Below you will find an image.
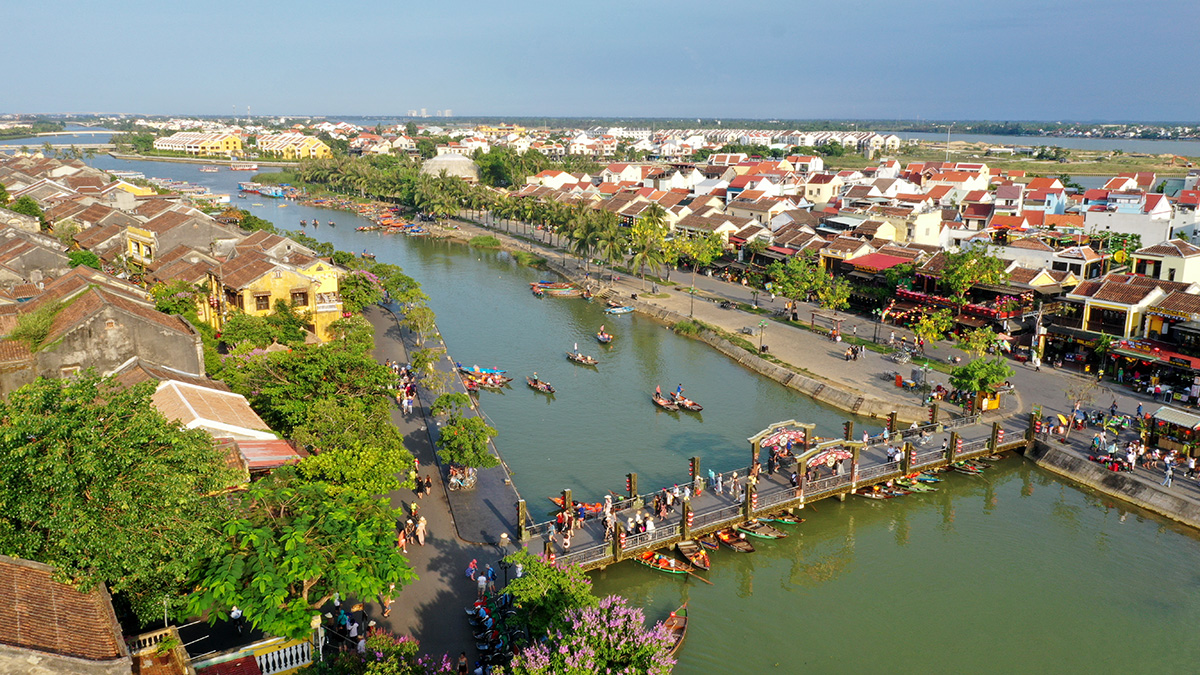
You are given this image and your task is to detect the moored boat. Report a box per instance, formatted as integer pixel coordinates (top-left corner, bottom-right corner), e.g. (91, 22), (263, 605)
(229, 162), (258, 171)
(651, 392), (679, 411)
(697, 535), (720, 551)
(737, 520), (788, 540)
(456, 363), (507, 375)
(566, 351), (598, 366)
(199, 165), (220, 173)
(596, 331), (614, 344)
(664, 604), (688, 658)
(760, 512), (804, 526)
(636, 550), (693, 575)
(716, 528), (755, 552)
(676, 540), (710, 570)
(549, 496), (603, 513)
(604, 305), (634, 315)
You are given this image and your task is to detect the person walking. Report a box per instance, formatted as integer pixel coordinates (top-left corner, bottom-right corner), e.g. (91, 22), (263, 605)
(1186, 455), (1196, 479)
(1162, 462), (1174, 488)
(477, 572), (488, 600)
(397, 526), (408, 554)
(423, 475), (433, 497)
(380, 582), (396, 618)
(415, 516), (427, 546)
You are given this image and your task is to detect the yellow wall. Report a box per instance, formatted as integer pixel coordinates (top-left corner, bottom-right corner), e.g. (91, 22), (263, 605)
(127, 227), (156, 264)
(212, 265), (342, 342)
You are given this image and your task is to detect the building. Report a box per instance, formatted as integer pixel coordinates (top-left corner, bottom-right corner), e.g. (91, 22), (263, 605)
(209, 248), (344, 341)
(1131, 239), (1200, 284)
(153, 131), (243, 157)
(255, 133), (332, 160)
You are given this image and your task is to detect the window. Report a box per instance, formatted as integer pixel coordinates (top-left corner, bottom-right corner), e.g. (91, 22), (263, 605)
(291, 291), (309, 306)
(255, 294), (270, 311)
(1169, 268), (1177, 282)
(60, 366), (81, 377)
(273, 270), (283, 279)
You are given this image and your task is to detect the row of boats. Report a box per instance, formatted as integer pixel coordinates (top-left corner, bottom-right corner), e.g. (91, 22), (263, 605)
(853, 457), (999, 499)
(635, 512), (804, 578)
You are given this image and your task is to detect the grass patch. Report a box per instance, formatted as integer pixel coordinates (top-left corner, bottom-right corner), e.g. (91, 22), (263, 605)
(468, 235), (502, 248)
(672, 319), (704, 336)
(641, 292), (670, 299)
(512, 251), (546, 267)
(8, 299), (69, 351)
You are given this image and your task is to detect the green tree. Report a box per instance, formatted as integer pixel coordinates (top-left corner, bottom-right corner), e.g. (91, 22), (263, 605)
(405, 122), (418, 137)
(767, 251), (822, 310)
(0, 182), (9, 203)
(402, 304), (437, 344)
(67, 249), (102, 270)
(339, 269), (385, 313)
(0, 375), (236, 622)
(911, 308), (954, 346)
(502, 549), (597, 637)
(150, 280), (204, 322)
(939, 247), (1009, 314)
(816, 274), (852, 313)
(955, 326), (998, 357)
(949, 357), (1014, 393)
(434, 393), (498, 469)
(293, 398), (415, 495)
(53, 217), (81, 247)
(629, 204), (668, 289)
(325, 314), (376, 354)
(883, 262), (915, 290)
(186, 468), (416, 640)
(220, 312), (277, 348)
(265, 300), (309, 345)
(8, 195), (43, 225)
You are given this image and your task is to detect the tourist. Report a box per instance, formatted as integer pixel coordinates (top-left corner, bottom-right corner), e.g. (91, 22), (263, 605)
(415, 517), (427, 546)
(862, 430), (869, 445)
(397, 527), (408, 554)
(1110, 400), (1119, 419)
(562, 529), (572, 551)
(789, 471), (799, 488)
(485, 565), (497, 594)
(477, 573), (488, 600)
(1162, 462), (1174, 488)
(424, 475), (433, 497)
(380, 582), (396, 617)
(465, 559), (478, 580)
(646, 516), (656, 533)
(458, 653), (469, 675)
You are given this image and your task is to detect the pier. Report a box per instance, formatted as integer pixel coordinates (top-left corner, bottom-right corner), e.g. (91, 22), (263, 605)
(518, 411), (1031, 570)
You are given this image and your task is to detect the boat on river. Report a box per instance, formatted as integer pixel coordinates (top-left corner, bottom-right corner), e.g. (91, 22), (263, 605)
(597, 331), (614, 344)
(760, 512), (804, 526)
(199, 165), (220, 173)
(716, 528), (755, 552)
(605, 305), (634, 315)
(527, 376), (555, 395)
(229, 162), (258, 171)
(664, 604), (688, 658)
(697, 535), (720, 551)
(457, 363), (506, 375)
(737, 520), (788, 540)
(676, 540), (710, 570)
(636, 550), (693, 575)
(651, 392), (679, 411)
(531, 281), (582, 297)
(549, 496), (603, 513)
(463, 373), (509, 390)
(361, 251), (376, 260)
(669, 391), (703, 412)
(566, 351), (598, 366)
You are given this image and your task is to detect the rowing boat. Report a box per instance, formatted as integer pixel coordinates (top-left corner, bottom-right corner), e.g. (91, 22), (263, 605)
(697, 535), (720, 551)
(675, 540), (710, 570)
(456, 363), (507, 375)
(604, 306), (634, 315)
(669, 391), (703, 412)
(526, 376), (555, 394)
(651, 393), (679, 411)
(664, 603), (688, 658)
(716, 528), (755, 552)
(596, 332), (613, 344)
(549, 497), (603, 513)
(736, 520), (788, 540)
(636, 550), (693, 575)
(566, 351), (598, 366)
(855, 487), (895, 499)
(760, 513), (804, 526)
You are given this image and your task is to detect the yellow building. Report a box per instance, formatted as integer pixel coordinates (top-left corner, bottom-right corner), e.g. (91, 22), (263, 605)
(153, 131), (244, 157)
(210, 249), (345, 341)
(255, 133), (332, 159)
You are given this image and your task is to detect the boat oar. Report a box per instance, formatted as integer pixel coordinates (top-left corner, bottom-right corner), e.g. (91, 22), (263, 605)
(686, 569), (714, 585)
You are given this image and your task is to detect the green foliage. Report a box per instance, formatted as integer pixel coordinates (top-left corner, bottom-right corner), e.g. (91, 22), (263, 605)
(437, 415), (499, 469)
(512, 251), (545, 267)
(409, 346), (443, 374)
(150, 279), (203, 323)
(325, 314), (376, 354)
(8, 195), (43, 223)
(299, 631), (435, 674)
(112, 131), (157, 153)
(939, 247), (1009, 307)
(911, 308), (954, 345)
(767, 251), (822, 303)
(370, 262), (428, 305)
(1034, 146), (1070, 161)
(502, 550), (597, 637)
(7, 299), (67, 351)
(955, 326), (998, 357)
(53, 217), (80, 246)
(186, 468), (416, 640)
(0, 375), (236, 623)
(340, 269), (385, 313)
(220, 312), (278, 349)
(884, 263), (915, 290)
(430, 392), (469, 418)
(0, 182), (8, 203)
(402, 304), (437, 343)
(265, 300), (310, 345)
(294, 398), (415, 495)
(815, 140), (847, 157)
(949, 357), (1014, 393)
(239, 210), (277, 233)
(672, 319), (703, 336)
(815, 275), (852, 312)
(469, 234), (502, 248)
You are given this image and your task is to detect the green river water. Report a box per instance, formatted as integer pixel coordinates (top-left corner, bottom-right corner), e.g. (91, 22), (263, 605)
(91, 157), (1200, 673)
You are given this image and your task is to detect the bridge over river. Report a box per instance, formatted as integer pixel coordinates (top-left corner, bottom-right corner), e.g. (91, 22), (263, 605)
(517, 410), (1032, 570)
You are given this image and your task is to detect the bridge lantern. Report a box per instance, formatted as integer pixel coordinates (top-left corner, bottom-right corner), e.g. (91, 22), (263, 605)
(997, 429), (1005, 443)
(686, 510), (694, 528)
(689, 457), (700, 482)
(955, 437), (963, 453)
(618, 529), (627, 549)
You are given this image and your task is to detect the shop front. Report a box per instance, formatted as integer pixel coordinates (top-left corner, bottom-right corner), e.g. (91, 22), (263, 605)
(1111, 339), (1200, 405)
(1149, 406), (1200, 455)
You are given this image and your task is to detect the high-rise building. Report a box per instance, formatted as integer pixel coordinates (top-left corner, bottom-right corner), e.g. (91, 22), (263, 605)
(407, 110), (417, 117)
(444, 109), (452, 117)
(420, 108), (427, 117)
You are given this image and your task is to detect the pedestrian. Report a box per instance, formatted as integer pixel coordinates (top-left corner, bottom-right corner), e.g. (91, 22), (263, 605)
(1110, 400), (1118, 420)
(562, 529), (572, 551)
(230, 606), (244, 634)
(477, 572), (488, 599)
(485, 565), (497, 594)
(424, 475), (433, 497)
(458, 652), (470, 675)
(853, 325), (858, 338)
(381, 582), (396, 617)
(862, 430), (869, 445)
(415, 516), (427, 546)
(357, 636), (367, 655)
(397, 527), (408, 553)
(465, 558), (477, 580)
(1187, 455), (1196, 479)
(1162, 462), (1174, 488)
(889, 330), (896, 346)
(1137, 403), (1143, 418)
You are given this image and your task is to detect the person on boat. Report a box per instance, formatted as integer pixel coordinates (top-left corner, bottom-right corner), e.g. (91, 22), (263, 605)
(573, 342), (579, 355)
(676, 383), (684, 396)
(532, 372), (539, 384)
(655, 385), (662, 397)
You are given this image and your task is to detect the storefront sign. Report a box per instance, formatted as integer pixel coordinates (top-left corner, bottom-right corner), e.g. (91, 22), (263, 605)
(1148, 307), (1192, 320)
(1169, 356), (1192, 367)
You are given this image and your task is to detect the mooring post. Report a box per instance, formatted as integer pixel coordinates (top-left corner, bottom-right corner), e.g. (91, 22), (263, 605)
(990, 422), (1001, 451)
(680, 500), (692, 540)
(901, 441), (914, 474)
(517, 499), (529, 542)
(561, 489), (572, 516)
(850, 443), (861, 488)
(947, 431), (960, 462)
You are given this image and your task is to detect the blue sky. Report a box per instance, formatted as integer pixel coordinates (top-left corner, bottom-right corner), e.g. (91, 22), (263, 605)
(6, 0), (1199, 121)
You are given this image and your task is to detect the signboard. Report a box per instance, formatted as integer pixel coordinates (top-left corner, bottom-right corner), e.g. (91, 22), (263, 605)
(1169, 356), (1192, 367)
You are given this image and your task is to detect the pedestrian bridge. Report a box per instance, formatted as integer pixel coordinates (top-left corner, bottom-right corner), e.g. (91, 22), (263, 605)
(519, 412), (1030, 571)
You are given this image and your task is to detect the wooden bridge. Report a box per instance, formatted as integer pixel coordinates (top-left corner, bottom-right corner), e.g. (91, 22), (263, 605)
(518, 411), (1030, 571)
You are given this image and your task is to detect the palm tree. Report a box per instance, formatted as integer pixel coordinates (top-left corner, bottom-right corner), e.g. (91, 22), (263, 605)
(595, 213), (627, 275)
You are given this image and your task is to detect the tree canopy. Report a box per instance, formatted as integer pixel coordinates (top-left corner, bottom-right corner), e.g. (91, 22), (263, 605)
(293, 398), (415, 495)
(8, 195), (43, 224)
(0, 375), (236, 622)
(767, 251), (822, 303)
(502, 550), (597, 637)
(950, 357), (1014, 393)
(939, 247), (1009, 309)
(186, 468), (416, 640)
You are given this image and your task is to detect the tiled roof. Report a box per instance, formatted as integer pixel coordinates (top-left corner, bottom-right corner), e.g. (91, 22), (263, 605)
(1135, 239), (1200, 258)
(140, 210), (194, 235)
(196, 655), (263, 675)
(0, 555), (127, 661)
(219, 250), (279, 290)
(74, 223), (123, 250)
(224, 439), (303, 471)
(1151, 291), (1200, 316)
(1009, 237), (1054, 251)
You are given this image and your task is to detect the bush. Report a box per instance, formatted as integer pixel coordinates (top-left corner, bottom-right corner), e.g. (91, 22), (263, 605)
(672, 319), (703, 336)
(512, 251), (545, 267)
(469, 234), (501, 248)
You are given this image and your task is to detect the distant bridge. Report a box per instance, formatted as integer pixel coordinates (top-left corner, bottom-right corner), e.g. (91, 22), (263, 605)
(0, 143), (114, 151)
(25, 130), (115, 137)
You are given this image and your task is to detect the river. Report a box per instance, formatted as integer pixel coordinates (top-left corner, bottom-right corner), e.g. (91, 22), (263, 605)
(87, 156), (1200, 673)
(0, 123), (114, 147)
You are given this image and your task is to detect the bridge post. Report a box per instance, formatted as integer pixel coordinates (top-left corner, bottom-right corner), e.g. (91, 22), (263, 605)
(613, 522), (627, 563)
(901, 442), (914, 474)
(561, 489), (572, 516)
(517, 500), (529, 542)
(947, 431), (959, 462)
(843, 420), (854, 441)
(743, 484), (756, 520)
(928, 403), (940, 425)
(990, 422), (1001, 451)
(626, 472), (638, 499)
(795, 457), (805, 507)
(887, 411), (898, 435)
(850, 444), (861, 489)
(680, 500), (692, 540)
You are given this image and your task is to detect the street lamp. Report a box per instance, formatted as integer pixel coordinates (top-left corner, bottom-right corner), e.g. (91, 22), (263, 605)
(496, 533), (513, 586)
(751, 289), (759, 308)
(873, 308), (883, 343)
(759, 319), (768, 352)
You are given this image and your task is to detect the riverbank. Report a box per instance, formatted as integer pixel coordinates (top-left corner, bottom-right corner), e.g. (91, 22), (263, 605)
(1026, 439), (1200, 530)
(107, 152), (299, 168)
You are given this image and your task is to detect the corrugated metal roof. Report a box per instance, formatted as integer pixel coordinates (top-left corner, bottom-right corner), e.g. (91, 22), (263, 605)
(1152, 406), (1200, 429)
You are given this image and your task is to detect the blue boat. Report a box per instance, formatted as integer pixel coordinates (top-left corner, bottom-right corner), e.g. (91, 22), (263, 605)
(456, 362), (506, 375)
(604, 306), (634, 315)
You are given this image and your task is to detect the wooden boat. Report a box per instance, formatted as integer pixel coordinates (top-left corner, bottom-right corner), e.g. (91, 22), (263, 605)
(361, 251), (376, 260)
(566, 351), (598, 366)
(895, 479), (935, 492)
(532, 281), (574, 290)
(299, 219), (308, 226)
(457, 363), (507, 375)
(328, 221), (335, 226)
(651, 393), (679, 411)
(549, 496), (603, 513)
(855, 487), (895, 499)
(532, 286), (545, 297)
(526, 376), (555, 394)
(697, 535), (720, 551)
(676, 540), (711, 570)
(462, 373), (510, 389)
(636, 550), (693, 575)
(715, 528), (755, 552)
(664, 604), (688, 658)
(736, 520), (788, 540)
(760, 513), (804, 526)
(596, 332), (614, 344)
(669, 391), (703, 412)
(604, 305), (634, 315)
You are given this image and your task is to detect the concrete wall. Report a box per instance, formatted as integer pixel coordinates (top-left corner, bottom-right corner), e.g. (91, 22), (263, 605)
(1026, 439), (1200, 530)
(35, 304), (204, 382)
(0, 645), (130, 675)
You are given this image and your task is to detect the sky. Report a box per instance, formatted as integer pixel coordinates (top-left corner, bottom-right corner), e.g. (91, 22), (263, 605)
(5, 0), (1199, 122)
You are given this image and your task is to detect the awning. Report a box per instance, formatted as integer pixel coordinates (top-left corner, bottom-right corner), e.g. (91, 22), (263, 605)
(1153, 406), (1200, 430)
(847, 271), (876, 281)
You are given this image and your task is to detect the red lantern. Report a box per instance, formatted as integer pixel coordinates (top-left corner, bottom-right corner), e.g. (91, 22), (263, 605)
(686, 510), (694, 528)
(618, 530), (627, 549)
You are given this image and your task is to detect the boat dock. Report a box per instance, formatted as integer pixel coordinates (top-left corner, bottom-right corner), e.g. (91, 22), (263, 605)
(518, 412), (1032, 570)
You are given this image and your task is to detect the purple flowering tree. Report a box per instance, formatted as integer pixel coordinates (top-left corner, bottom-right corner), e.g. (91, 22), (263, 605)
(506, 595), (675, 675)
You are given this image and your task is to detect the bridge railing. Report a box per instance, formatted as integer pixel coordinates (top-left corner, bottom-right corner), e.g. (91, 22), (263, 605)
(857, 460), (901, 482)
(560, 543), (610, 568)
(694, 503), (741, 528)
(956, 438), (991, 456)
(806, 472), (852, 498)
(625, 524), (681, 550)
(758, 486), (796, 509)
(912, 449), (944, 467)
(943, 413), (983, 431)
